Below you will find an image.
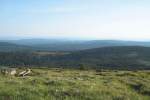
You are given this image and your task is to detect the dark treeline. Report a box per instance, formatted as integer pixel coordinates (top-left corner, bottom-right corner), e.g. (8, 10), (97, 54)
(0, 46), (150, 70)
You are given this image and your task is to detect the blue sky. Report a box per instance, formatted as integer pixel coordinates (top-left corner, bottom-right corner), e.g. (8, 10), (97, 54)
(0, 0), (150, 40)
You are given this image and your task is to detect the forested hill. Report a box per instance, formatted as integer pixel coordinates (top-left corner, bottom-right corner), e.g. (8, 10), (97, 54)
(11, 40), (150, 51)
(2, 39), (150, 51)
(0, 42), (34, 52)
(65, 46), (150, 69)
(0, 46), (150, 70)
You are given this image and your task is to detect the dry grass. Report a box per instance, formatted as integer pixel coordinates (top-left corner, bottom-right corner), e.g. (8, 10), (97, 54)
(0, 68), (149, 100)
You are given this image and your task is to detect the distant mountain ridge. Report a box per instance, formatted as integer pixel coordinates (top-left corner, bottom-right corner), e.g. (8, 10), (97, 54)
(1, 39), (150, 51)
(0, 42), (34, 52)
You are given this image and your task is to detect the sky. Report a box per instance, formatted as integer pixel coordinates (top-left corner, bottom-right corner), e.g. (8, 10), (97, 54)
(0, 0), (150, 40)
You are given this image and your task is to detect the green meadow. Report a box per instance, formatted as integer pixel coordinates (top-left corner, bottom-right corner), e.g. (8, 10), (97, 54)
(0, 68), (150, 100)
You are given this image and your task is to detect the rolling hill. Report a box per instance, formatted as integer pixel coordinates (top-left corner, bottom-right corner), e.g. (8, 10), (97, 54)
(63, 46), (150, 69)
(0, 42), (34, 52)
(0, 46), (150, 70)
(5, 39), (150, 51)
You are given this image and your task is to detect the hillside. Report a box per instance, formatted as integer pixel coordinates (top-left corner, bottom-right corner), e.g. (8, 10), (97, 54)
(4, 39), (150, 51)
(0, 46), (150, 69)
(0, 42), (34, 52)
(65, 46), (150, 69)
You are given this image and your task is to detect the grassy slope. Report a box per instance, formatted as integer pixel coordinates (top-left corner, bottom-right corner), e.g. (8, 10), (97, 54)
(0, 68), (150, 100)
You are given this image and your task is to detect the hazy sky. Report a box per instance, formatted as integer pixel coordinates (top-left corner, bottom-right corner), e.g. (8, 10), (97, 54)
(0, 0), (150, 40)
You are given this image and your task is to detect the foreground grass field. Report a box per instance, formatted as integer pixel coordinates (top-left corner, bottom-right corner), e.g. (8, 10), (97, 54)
(0, 68), (150, 100)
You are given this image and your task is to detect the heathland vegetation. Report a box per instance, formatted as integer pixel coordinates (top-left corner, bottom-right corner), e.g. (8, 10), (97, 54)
(0, 68), (150, 100)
